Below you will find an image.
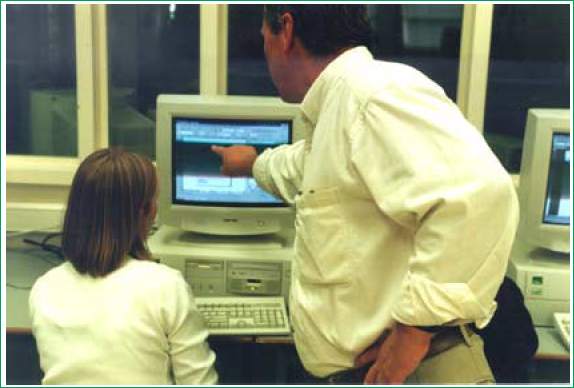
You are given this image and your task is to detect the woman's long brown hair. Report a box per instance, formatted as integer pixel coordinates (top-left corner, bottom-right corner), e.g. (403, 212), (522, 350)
(62, 148), (157, 277)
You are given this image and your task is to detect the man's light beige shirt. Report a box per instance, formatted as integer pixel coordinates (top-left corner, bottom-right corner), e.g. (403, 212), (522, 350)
(254, 47), (519, 377)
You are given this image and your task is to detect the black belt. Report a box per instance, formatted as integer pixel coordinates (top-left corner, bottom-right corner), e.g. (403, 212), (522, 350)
(425, 324), (469, 359)
(307, 363), (371, 385)
(311, 325), (471, 385)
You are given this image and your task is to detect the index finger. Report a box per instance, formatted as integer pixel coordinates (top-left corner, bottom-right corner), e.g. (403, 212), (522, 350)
(363, 363), (380, 385)
(211, 145), (225, 157)
(355, 344), (380, 368)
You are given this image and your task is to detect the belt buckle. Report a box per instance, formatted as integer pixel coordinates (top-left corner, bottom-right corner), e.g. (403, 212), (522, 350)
(325, 366), (364, 384)
(326, 375), (339, 384)
(327, 369), (349, 384)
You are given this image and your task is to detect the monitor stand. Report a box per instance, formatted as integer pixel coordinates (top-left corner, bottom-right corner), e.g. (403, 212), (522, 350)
(150, 224), (294, 251)
(177, 230), (290, 250)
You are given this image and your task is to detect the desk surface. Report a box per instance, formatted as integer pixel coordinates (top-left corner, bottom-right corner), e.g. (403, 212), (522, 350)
(6, 234), (61, 331)
(5, 233), (570, 360)
(535, 327), (570, 361)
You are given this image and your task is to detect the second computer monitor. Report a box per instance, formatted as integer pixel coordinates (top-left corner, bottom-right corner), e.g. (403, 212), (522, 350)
(518, 108), (571, 253)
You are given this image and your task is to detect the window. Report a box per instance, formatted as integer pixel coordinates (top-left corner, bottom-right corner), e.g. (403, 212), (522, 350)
(8, 4), (570, 223)
(369, 5), (463, 100)
(6, 4), (77, 157)
(107, 4), (200, 159)
(227, 5), (277, 96)
(484, 4), (570, 172)
(228, 5), (464, 99)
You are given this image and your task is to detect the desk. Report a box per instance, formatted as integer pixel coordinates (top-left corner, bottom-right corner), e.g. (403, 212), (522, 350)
(535, 327), (569, 361)
(5, 233), (570, 384)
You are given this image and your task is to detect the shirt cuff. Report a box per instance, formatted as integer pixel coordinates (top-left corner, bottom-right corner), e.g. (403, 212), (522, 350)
(391, 271), (496, 329)
(252, 149), (275, 194)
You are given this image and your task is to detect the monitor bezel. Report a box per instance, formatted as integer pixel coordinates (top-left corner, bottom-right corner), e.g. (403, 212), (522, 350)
(156, 95), (301, 235)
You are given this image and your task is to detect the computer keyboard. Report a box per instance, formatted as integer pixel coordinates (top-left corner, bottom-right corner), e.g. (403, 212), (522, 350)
(195, 296), (291, 336)
(553, 312), (570, 349)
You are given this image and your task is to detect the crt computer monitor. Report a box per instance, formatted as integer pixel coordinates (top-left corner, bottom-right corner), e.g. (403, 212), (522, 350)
(518, 108), (571, 253)
(156, 95), (301, 236)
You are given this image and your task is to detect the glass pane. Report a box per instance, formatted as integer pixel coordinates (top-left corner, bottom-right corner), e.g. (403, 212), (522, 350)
(484, 5), (570, 172)
(107, 4), (200, 159)
(228, 5), (462, 99)
(228, 5), (276, 96)
(6, 4), (77, 156)
(369, 5), (463, 100)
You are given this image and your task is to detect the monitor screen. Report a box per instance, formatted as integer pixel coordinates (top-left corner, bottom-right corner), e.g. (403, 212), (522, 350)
(543, 133), (570, 225)
(172, 118), (291, 207)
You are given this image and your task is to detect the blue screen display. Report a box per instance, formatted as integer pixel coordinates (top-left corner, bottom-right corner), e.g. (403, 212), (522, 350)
(172, 118), (291, 206)
(543, 133), (570, 225)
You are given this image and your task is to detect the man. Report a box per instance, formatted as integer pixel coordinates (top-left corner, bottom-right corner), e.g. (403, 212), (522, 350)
(212, 5), (519, 384)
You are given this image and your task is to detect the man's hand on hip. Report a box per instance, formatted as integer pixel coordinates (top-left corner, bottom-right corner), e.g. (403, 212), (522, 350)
(211, 145), (258, 177)
(355, 323), (433, 384)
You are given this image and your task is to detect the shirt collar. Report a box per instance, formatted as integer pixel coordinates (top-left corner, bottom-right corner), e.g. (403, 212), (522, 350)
(300, 46), (373, 126)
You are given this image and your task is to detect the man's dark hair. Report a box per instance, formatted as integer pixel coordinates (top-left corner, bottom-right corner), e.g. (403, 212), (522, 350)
(263, 5), (373, 57)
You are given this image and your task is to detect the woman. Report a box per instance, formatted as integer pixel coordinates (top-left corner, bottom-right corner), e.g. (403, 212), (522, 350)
(29, 148), (218, 385)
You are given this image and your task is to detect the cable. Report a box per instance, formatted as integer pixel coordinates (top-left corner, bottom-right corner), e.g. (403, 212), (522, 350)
(6, 283), (33, 290)
(6, 231), (64, 291)
(22, 232), (64, 260)
(7, 239), (64, 290)
(42, 232), (60, 244)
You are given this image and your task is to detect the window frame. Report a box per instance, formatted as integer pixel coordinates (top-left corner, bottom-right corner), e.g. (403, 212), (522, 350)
(6, 3), (494, 228)
(6, 5), (106, 187)
(456, 4), (493, 133)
